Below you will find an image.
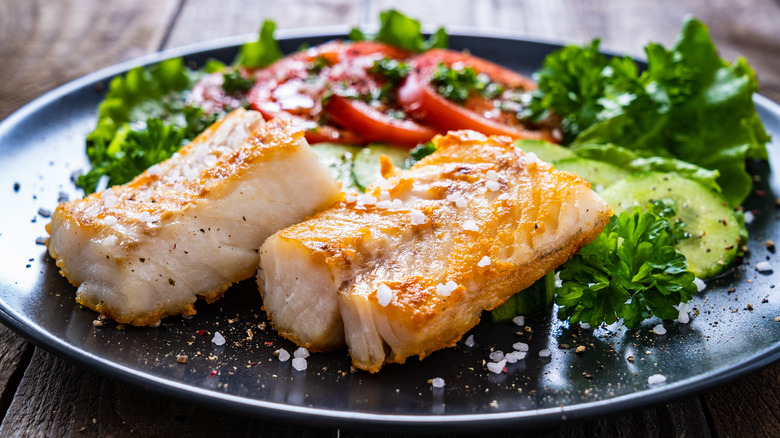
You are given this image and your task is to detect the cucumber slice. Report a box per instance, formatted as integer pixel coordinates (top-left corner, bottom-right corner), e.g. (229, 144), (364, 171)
(514, 139), (575, 162)
(491, 271), (556, 322)
(311, 143), (362, 193)
(553, 157), (627, 192)
(601, 172), (740, 278)
(352, 144), (409, 191)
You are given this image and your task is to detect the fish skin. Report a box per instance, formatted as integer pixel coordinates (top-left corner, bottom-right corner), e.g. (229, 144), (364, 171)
(47, 109), (341, 326)
(258, 130), (612, 372)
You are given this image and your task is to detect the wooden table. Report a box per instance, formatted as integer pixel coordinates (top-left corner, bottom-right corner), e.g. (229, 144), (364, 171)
(1, 0), (779, 436)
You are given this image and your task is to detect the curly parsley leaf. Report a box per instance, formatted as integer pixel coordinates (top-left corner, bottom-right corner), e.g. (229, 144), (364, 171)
(529, 17), (770, 207)
(555, 207), (697, 329)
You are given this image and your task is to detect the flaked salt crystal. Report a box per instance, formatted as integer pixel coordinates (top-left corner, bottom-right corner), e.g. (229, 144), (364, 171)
(756, 261), (773, 273)
(292, 357), (307, 371)
(410, 209), (426, 225)
(464, 335), (475, 347)
(693, 277), (706, 292)
(653, 324), (667, 335)
(485, 170), (500, 181)
(648, 374), (667, 386)
(358, 195), (377, 206)
(379, 191), (391, 202)
(744, 210), (755, 225)
(376, 200), (393, 209)
(276, 348), (290, 362)
(477, 256), (491, 267)
(462, 220), (479, 231)
(489, 351), (505, 362)
(486, 180), (500, 192)
(377, 284), (393, 307)
(512, 342), (529, 352)
(487, 360), (506, 374)
(431, 377), (445, 388)
(392, 199), (403, 209)
(538, 349), (552, 358)
(294, 347), (309, 359)
(211, 331), (226, 346)
(103, 215), (118, 226)
(512, 315), (525, 327)
(505, 351), (526, 363)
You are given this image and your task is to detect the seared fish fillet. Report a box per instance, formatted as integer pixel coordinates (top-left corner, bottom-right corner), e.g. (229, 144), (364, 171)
(258, 130), (612, 372)
(47, 109), (341, 326)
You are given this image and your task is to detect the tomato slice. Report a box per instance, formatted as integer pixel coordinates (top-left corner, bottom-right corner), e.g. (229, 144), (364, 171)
(248, 41), (439, 147)
(247, 42), (365, 144)
(398, 49), (560, 143)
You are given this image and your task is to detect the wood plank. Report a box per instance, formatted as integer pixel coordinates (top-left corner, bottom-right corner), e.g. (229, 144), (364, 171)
(165, 0), (364, 49)
(0, 349), (339, 437)
(704, 360), (780, 437)
(0, 0), (181, 120)
(0, 326), (33, 423)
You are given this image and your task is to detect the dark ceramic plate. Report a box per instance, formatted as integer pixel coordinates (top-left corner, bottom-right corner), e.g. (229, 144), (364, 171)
(1, 30), (779, 432)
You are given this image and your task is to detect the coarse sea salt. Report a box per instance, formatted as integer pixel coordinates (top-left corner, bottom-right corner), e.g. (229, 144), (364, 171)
(743, 210), (755, 225)
(756, 261), (773, 272)
(647, 374), (667, 386)
(464, 334), (475, 347)
(497, 193), (511, 201)
(410, 209), (426, 225)
(678, 303), (691, 324)
(436, 280), (458, 297)
(477, 256), (491, 267)
(431, 377), (445, 388)
(693, 277), (706, 292)
(103, 215), (118, 226)
(277, 348), (290, 362)
(485, 180), (501, 192)
(653, 324), (667, 335)
(379, 191), (391, 202)
(376, 200), (394, 209)
(505, 351), (526, 363)
(377, 284), (393, 307)
(358, 195), (377, 206)
(487, 360), (506, 374)
(512, 342), (529, 352)
(525, 152), (540, 163)
(485, 170), (500, 181)
(212, 331), (226, 346)
(102, 235), (117, 246)
(294, 347), (310, 359)
(462, 220), (479, 231)
(292, 357), (308, 371)
(489, 351), (505, 362)
(580, 322), (591, 330)
(538, 349), (552, 358)
(512, 315), (525, 327)
(446, 193), (468, 208)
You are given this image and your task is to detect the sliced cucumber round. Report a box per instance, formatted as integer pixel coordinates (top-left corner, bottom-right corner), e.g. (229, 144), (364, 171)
(514, 139), (575, 162)
(352, 144), (409, 191)
(311, 143), (363, 193)
(601, 172), (740, 278)
(491, 272), (556, 322)
(553, 157), (627, 192)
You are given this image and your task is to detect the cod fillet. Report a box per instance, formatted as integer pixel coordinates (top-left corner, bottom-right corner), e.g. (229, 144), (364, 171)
(258, 130), (612, 372)
(48, 109), (341, 326)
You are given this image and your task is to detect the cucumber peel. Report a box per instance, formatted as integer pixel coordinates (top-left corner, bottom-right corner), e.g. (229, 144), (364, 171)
(492, 272), (556, 322)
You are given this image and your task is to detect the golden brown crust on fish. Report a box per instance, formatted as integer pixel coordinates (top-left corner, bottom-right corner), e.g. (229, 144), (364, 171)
(258, 129), (611, 372)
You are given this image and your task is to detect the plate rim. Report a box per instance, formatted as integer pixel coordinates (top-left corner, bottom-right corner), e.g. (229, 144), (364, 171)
(1, 29), (779, 431)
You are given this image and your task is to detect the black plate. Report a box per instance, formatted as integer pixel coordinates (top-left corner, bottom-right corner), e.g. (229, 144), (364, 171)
(1, 30), (779, 432)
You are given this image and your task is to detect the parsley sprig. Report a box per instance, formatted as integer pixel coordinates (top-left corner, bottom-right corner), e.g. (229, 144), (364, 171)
(555, 207), (697, 329)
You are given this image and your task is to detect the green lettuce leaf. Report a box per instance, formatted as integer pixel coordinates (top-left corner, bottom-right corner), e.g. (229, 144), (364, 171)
(350, 9), (447, 52)
(531, 17), (770, 207)
(234, 20), (283, 68)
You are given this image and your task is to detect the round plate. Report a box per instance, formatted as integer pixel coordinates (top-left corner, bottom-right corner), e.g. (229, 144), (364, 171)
(1, 30), (779, 432)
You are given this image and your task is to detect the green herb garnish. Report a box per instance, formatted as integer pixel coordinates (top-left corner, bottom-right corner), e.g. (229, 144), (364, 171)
(221, 70), (256, 94)
(234, 20), (283, 68)
(530, 17), (770, 207)
(349, 9), (447, 53)
(555, 207), (697, 329)
(431, 63), (503, 104)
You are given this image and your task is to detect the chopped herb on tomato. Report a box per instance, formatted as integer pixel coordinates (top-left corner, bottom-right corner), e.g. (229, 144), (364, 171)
(221, 70), (256, 95)
(369, 58), (411, 83)
(431, 63), (504, 104)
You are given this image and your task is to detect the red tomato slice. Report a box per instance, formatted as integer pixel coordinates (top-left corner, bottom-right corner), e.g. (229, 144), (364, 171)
(326, 95), (437, 148)
(247, 43), (365, 144)
(398, 49), (560, 143)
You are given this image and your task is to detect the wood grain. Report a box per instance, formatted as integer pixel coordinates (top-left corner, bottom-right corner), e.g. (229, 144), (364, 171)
(0, 326), (33, 423)
(0, 0), (180, 120)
